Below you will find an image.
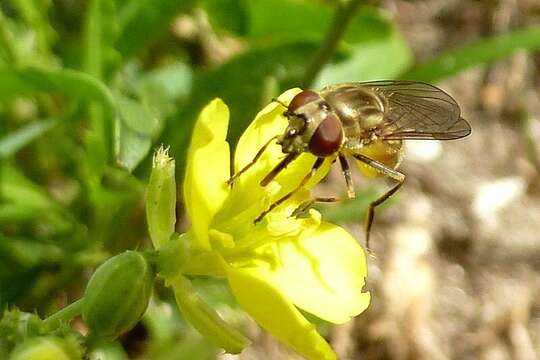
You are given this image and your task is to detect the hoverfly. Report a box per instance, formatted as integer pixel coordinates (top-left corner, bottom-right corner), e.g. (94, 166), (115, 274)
(227, 81), (471, 250)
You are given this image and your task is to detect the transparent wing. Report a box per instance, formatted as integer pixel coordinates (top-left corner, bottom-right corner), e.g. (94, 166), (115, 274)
(337, 80), (471, 140)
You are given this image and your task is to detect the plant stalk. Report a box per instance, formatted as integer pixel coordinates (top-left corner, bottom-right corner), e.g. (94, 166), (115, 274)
(302, 0), (363, 88)
(43, 299), (84, 327)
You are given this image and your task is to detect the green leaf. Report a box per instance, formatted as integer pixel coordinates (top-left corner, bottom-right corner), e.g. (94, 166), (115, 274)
(116, 0), (194, 57)
(200, 0), (248, 35)
(0, 236), (63, 268)
(246, 0), (391, 44)
(137, 62), (193, 117)
(0, 162), (59, 211)
(114, 93), (160, 171)
(0, 203), (37, 222)
(314, 30), (412, 87)
(403, 26), (540, 82)
(0, 163), (72, 230)
(0, 117), (59, 158)
(0, 66), (116, 119)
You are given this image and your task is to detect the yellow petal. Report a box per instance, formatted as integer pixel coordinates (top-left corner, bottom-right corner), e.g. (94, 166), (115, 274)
(234, 89), (299, 171)
(251, 222), (370, 324)
(226, 265), (337, 360)
(183, 99), (231, 251)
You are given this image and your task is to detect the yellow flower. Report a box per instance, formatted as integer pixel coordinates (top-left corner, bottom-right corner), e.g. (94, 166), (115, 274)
(181, 90), (370, 360)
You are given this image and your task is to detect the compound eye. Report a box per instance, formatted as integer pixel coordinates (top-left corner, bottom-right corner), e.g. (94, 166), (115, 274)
(288, 90), (321, 112)
(308, 113), (343, 157)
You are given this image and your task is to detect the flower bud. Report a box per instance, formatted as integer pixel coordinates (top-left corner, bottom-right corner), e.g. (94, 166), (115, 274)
(82, 251), (155, 339)
(10, 337), (78, 360)
(146, 146), (176, 250)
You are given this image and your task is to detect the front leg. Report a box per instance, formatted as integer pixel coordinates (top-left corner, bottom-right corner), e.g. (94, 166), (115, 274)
(226, 135), (279, 186)
(254, 157), (325, 223)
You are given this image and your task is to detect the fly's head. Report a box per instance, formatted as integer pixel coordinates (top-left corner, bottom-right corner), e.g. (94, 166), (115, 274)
(278, 90), (343, 157)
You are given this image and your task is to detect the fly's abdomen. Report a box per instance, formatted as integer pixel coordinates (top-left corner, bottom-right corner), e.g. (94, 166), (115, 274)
(354, 140), (403, 178)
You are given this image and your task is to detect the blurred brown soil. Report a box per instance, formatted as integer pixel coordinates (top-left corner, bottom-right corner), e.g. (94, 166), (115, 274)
(343, 1), (540, 359)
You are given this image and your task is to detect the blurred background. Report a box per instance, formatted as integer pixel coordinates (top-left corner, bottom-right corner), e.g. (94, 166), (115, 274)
(1, 0), (539, 359)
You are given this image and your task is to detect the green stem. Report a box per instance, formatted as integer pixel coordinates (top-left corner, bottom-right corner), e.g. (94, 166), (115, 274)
(0, 11), (19, 64)
(157, 232), (190, 278)
(43, 299), (84, 327)
(302, 0), (363, 88)
(11, 0), (53, 59)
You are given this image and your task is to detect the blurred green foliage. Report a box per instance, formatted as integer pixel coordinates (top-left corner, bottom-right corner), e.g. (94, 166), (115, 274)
(1, 0), (540, 357)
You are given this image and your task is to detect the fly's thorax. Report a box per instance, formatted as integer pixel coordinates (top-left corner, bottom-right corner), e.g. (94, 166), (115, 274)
(322, 85), (386, 130)
(355, 139), (404, 178)
(356, 107), (385, 130)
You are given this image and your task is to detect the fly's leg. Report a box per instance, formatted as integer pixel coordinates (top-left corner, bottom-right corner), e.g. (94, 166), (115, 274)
(353, 153), (405, 252)
(290, 196), (343, 218)
(291, 154), (355, 217)
(260, 152), (298, 186)
(226, 135), (279, 186)
(339, 154), (356, 199)
(254, 157), (325, 223)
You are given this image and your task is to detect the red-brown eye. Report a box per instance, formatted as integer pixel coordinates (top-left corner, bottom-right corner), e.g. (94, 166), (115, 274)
(308, 114), (343, 157)
(288, 90), (321, 112)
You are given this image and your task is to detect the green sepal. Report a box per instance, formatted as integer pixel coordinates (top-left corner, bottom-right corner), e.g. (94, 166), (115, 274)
(170, 274), (250, 354)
